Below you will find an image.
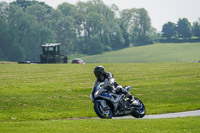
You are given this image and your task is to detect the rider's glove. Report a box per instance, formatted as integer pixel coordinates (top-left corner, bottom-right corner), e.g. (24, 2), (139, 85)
(115, 85), (123, 93)
(103, 78), (110, 88)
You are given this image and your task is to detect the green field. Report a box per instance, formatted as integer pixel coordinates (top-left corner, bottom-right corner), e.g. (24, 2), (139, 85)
(0, 63), (200, 132)
(81, 43), (200, 63)
(0, 116), (200, 133)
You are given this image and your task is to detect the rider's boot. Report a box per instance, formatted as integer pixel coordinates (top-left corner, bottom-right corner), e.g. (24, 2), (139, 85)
(126, 92), (134, 102)
(126, 93), (140, 106)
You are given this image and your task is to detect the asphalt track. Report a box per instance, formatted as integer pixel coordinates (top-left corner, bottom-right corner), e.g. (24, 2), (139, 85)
(68, 110), (200, 120)
(112, 110), (200, 119)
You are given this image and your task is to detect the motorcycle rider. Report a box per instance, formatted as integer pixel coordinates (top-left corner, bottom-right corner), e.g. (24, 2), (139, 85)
(90, 66), (134, 102)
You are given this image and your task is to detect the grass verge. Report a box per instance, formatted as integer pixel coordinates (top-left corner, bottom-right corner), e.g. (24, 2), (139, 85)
(0, 116), (199, 133)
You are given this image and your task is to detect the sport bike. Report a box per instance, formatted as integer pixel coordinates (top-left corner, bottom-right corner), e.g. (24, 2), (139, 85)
(91, 81), (146, 119)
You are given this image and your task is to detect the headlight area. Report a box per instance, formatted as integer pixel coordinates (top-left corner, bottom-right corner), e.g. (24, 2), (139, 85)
(95, 90), (100, 96)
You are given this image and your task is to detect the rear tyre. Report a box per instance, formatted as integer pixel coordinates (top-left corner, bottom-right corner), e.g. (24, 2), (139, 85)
(94, 101), (113, 119)
(131, 97), (146, 118)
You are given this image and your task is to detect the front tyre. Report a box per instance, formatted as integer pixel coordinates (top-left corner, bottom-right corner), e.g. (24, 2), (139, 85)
(94, 101), (113, 119)
(131, 97), (146, 118)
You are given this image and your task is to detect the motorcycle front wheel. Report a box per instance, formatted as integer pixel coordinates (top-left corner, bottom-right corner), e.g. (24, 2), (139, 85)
(131, 97), (146, 118)
(94, 101), (113, 119)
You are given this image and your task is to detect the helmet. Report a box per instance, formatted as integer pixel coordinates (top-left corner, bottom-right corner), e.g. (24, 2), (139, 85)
(94, 66), (105, 79)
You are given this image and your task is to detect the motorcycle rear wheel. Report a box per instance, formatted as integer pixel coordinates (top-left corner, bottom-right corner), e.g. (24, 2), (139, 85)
(131, 97), (146, 118)
(94, 101), (113, 119)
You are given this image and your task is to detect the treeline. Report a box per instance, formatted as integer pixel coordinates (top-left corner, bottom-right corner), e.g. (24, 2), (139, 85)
(0, 0), (159, 61)
(162, 18), (200, 41)
(0, 0), (200, 62)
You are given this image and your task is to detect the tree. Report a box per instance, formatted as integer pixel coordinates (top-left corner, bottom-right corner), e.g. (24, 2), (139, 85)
(3, 4), (28, 61)
(120, 8), (152, 45)
(0, 1), (8, 13)
(58, 2), (77, 16)
(4, 4), (55, 61)
(54, 16), (76, 54)
(26, 3), (51, 23)
(0, 16), (12, 60)
(11, 0), (32, 9)
(148, 27), (161, 43)
(0, 2), (12, 60)
(192, 18), (200, 37)
(109, 21), (125, 49)
(7, 43), (25, 61)
(83, 35), (103, 55)
(177, 18), (192, 39)
(162, 22), (177, 39)
(76, 0), (125, 52)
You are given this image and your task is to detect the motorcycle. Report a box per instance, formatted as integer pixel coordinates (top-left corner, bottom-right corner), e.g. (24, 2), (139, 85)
(91, 81), (146, 119)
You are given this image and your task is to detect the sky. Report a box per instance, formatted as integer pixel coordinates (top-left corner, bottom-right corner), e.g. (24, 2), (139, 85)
(1, 0), (200, 31)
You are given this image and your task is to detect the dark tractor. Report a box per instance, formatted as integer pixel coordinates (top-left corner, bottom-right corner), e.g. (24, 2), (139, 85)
(40, 43), (68, 63)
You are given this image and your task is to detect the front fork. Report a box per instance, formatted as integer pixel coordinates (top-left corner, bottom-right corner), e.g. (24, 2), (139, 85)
(96, 100), (110, 110)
